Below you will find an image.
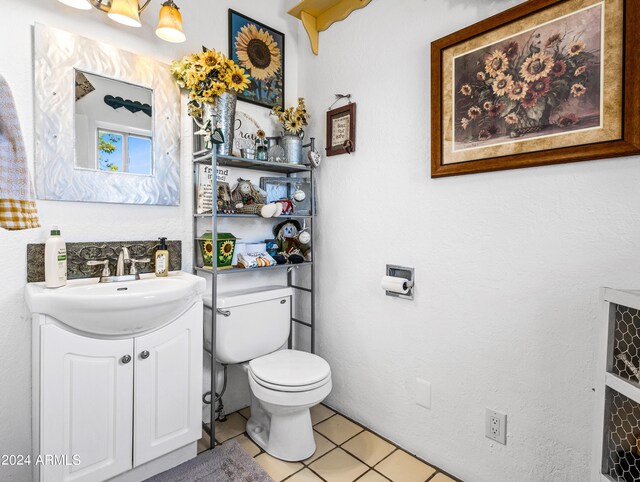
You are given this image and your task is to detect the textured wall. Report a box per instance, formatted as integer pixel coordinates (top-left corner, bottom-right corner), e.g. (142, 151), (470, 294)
(0, 1), (298, 480)
(298, 1), (640, 481)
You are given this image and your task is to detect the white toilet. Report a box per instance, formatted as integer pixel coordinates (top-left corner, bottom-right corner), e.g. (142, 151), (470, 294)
(204, 286), (332, 461)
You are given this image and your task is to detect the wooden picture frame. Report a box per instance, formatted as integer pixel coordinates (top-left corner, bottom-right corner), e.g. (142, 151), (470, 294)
(216, 181), (232, 213)
(229, 9), (285, 110)
(260, 177), (312, 215)
(431, 0), (640, 177)
(326, 103), (356, 156)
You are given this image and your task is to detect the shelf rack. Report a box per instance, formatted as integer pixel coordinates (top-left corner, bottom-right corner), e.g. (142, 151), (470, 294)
(193, 146), (316, 451)
(596, 288), (640, 481)
(287, 0), (373, 55)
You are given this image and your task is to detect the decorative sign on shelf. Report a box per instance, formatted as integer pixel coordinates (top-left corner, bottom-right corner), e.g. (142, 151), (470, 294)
(196, 166), (229, 214)
(233, 111), (263, 156)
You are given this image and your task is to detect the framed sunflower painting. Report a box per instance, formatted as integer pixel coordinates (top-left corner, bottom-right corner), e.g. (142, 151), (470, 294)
(229, 10), (285, 110)
(431, 0), (640, 177)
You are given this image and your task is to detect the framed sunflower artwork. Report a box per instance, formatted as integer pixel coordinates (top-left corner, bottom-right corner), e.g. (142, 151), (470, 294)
(431, 0), (640, 177)
(229, 9), (285, 110)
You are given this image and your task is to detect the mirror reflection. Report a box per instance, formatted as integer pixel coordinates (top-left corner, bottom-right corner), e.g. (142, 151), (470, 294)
(74, 70), (154, 175)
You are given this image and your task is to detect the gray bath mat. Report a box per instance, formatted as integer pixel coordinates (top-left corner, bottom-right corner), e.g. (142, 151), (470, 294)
(144, 440), (273, 482)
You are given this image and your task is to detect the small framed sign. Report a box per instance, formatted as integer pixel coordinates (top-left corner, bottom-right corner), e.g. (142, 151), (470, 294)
(326, 103), (356, 156)
(196, 165), (229, 214)
(196, 165), (213, 214)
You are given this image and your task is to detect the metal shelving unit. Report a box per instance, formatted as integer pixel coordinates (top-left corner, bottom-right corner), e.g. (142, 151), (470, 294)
(193, 143), (315, 451)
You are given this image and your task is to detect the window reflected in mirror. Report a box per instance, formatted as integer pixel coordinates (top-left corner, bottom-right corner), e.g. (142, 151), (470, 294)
(75, 70), (154, 175)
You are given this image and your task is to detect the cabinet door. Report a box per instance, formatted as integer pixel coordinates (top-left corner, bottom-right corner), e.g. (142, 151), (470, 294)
(133, 302), (203, 466)
(40, 324), (133, 482)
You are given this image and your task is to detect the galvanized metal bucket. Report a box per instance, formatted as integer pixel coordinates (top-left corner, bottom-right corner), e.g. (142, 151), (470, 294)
(281, 132), (304, 164)
(208, 90), (237, 156)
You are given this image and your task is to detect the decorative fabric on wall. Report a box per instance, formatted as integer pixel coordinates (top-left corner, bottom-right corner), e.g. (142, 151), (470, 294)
(0, 74), (39, 230)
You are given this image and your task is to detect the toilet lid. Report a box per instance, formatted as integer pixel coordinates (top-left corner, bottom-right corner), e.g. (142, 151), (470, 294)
(249, 350), (331, 388)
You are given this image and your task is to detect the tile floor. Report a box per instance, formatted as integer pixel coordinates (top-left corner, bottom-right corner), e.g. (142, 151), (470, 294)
(198, 404), (460, 482)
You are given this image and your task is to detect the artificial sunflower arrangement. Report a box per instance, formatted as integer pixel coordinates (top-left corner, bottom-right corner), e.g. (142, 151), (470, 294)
(255, 129), (267, 147)
(171, 47), (250, 116)
(456, 30), (599, 141)
(271, 98), (310, 135)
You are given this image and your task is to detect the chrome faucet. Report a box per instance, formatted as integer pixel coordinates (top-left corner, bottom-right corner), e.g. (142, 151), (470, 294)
(86, 246), (150, 283)
(116, 247), (130, 277)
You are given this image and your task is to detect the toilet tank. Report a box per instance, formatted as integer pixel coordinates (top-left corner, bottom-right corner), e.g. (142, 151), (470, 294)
(204, 286), (293, 364)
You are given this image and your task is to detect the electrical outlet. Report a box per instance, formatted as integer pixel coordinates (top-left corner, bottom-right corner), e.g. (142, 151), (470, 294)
(485, 408), (507, 445)
(416, 378), (431, 409)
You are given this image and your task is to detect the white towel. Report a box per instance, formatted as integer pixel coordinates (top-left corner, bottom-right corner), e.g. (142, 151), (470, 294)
(238, 251), (276, 268)
(0, 74), (39, 230)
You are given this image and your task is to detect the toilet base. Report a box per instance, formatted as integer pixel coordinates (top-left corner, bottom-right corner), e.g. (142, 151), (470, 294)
(246, 397), (317, 462)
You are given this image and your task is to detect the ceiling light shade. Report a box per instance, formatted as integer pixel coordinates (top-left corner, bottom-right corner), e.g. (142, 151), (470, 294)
(108, 0), (142, 27)
(57, 0), (91, 10)
(156, 1), (186, 43)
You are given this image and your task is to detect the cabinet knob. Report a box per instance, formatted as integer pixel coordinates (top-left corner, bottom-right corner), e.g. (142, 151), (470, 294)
(140, 350), (150, 360)
(121, 355), (132, 364)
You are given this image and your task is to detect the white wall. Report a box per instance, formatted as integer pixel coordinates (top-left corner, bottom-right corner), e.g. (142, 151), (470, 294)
(0, 1), (298, 480)
(298, 1), (640, 481)
(6, 1), (639, 480)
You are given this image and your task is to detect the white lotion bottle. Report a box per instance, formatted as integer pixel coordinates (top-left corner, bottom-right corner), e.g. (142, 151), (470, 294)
(44, 225), (67, 288)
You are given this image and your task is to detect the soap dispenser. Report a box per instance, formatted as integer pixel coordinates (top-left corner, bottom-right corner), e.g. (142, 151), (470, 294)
(155, 237), (169, 277)
(44, 225), (67, 288)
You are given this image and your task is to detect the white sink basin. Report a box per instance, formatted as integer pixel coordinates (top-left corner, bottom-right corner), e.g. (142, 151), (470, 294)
(25, 271), (206, 336)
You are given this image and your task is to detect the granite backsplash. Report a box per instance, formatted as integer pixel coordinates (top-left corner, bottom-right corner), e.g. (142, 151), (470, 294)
(27, 240), (182, 283)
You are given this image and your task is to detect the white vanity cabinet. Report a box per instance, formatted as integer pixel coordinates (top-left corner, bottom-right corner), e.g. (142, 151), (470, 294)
(134, 304), (202, 466)
(40, 324), (134, 482)
(32, 302), (203, 482)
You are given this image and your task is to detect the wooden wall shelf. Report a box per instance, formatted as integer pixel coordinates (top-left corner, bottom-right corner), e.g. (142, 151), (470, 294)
(287, 0), (372, 55)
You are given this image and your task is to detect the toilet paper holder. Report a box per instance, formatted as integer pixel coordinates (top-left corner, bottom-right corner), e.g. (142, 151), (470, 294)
(385, 264), (415, 300)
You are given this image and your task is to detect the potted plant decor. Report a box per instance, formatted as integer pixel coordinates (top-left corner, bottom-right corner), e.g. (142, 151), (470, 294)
(271, 98), (310, 164)
(171, 48), (250, 155)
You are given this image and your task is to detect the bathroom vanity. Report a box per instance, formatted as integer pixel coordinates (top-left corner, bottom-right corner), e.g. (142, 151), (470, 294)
(26, 272), (206, 482)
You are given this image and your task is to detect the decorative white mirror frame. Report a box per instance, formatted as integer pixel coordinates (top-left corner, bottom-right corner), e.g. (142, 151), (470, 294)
(34, 24), (180, 205)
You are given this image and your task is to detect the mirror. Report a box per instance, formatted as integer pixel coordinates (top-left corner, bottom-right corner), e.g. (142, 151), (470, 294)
(34, 24), (180, 206)
(74, 71), (154, 175)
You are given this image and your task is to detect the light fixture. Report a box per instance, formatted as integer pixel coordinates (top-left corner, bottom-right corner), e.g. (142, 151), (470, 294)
(57, 0), (92, 10)
(107, 0), (142, 27)
(56, 0), (184, 43)
(155, 0), (185, 43)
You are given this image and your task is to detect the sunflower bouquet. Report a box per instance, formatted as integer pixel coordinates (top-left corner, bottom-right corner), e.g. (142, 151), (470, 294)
(171, 47), (250, 117)
(456, 30), (600, 142)
(272, 98), (310, 135)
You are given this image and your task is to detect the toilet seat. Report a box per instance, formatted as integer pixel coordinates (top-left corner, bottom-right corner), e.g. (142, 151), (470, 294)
(248, 366), (333, 408)
(249, 369), (331, 392)
(249, 349), (331, 393)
